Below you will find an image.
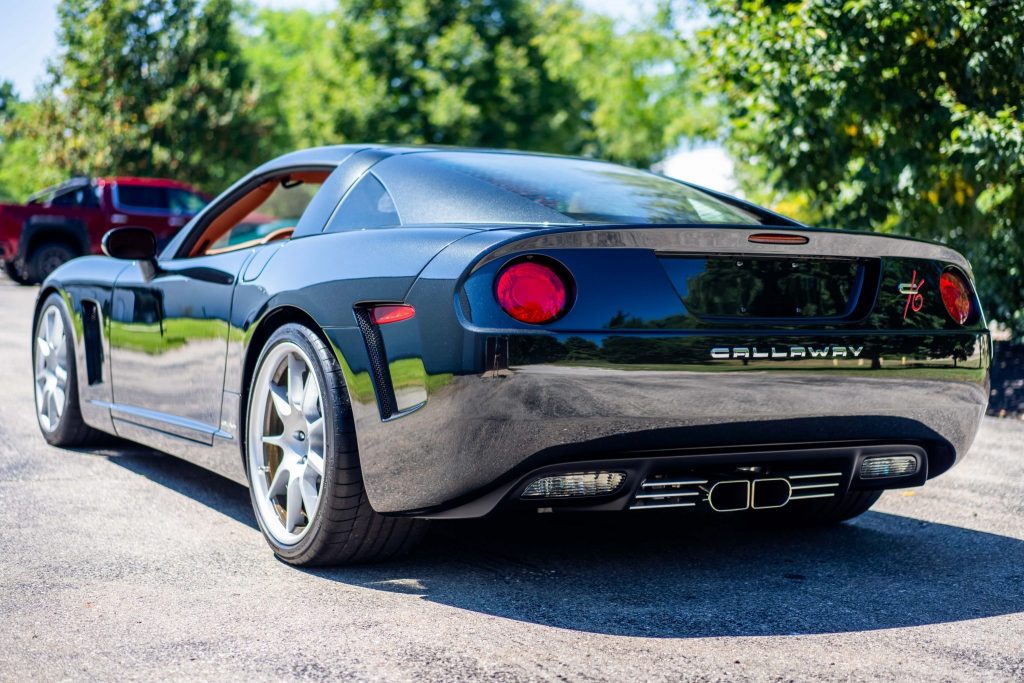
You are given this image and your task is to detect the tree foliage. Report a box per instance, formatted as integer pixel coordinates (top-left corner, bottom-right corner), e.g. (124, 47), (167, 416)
(0, 0), (705, 202)
(242, 0), (706, 165)
(0, 83), (62, 202)
(35, 0), (270, 192)
(702, 0), (1024, 337)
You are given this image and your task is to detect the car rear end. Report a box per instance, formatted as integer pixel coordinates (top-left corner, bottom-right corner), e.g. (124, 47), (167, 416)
(344, 222), (988, 518)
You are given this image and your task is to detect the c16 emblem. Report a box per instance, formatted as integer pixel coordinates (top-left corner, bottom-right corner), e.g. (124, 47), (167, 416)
(899, 270), (925, 319)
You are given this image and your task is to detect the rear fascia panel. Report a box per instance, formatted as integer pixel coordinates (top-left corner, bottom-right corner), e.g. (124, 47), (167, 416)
(349, 225), (989, 515)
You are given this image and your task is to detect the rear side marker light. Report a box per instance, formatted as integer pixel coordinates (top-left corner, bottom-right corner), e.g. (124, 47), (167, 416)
(860, 455), (918, 479)
(939, 271), (973, 325)
(495, 258), (573, 324)
(747, 233), (809, 245)
(521, 471), (625, 499)
(371, 304), (415, 325)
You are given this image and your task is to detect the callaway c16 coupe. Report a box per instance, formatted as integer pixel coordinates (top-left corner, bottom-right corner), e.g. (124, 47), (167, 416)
(33, 145), (990, 565)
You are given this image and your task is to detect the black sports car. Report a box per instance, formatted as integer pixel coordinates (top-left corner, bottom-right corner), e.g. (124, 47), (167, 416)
(33, 145), (990, 565)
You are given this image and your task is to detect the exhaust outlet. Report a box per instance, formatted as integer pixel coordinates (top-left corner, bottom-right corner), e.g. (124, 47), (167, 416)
(707, 480), (750, 512)
(751, 478), (792, 509)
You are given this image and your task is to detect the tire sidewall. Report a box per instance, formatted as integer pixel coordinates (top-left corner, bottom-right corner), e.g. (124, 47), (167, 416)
(29, 244), (76, 283)
(244, 323), (348, 562)
(33, 293), (79, 444)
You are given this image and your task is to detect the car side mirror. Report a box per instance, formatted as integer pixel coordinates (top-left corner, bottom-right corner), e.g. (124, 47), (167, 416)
(102, 227), (157, 261)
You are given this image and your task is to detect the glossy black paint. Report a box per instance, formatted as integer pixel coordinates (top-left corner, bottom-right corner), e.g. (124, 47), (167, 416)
(101, 226), (157, 261)
(37, 145), (991, 516)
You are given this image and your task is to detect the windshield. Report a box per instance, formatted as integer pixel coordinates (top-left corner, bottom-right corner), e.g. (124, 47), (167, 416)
(429, 152), (759, 225)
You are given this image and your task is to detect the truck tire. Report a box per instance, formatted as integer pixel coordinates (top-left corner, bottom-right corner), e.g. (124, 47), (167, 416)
(3, 260), (30, 285)
(27, 243), (77, 283)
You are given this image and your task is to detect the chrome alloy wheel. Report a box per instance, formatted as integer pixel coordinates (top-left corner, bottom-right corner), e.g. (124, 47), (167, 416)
(248, 342), (327, 545)
(34, 305), (70, 432)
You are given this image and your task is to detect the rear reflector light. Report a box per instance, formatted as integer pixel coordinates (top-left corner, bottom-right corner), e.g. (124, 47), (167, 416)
(371, 304), (415, 325)
(495, 258), (572, 324)
(747, 233), (809, 245)
(939, 271), (973, 325)
(521, 471), (626, 498)
(859, 455), (918, 479)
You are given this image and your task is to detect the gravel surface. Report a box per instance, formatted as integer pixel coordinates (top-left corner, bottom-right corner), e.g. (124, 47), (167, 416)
(0, 280), (1022, 681)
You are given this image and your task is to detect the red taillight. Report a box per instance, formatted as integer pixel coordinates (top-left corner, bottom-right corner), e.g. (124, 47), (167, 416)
(371, 304), (415, 325)
(495, 260), (571, 324)
(939, 271), (972, 325)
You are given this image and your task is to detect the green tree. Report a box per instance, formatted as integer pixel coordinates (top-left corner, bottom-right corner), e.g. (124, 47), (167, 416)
(535, 0), (710, 166)
(701, 0), (1024, 337)
(0, 82), (62, 202)
(37, 0), (269, 193)
(246, 0), (589, 153)
(243, 0), (709, 166)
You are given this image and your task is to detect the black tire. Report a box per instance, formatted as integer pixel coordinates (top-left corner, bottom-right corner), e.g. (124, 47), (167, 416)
(758, 490), (883, 527)
(33, 293), (101, 447)
(27, 243), (77, 284)
(3, 260), (30, 285)
(245, 323), (427, 566)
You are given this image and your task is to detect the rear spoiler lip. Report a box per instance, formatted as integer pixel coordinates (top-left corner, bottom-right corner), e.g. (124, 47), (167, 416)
(469, 224), (972, 277)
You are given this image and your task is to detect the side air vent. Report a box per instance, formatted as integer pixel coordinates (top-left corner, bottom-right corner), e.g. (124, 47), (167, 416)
(81, 299), (103, 385)
(353, 308), (398, 419)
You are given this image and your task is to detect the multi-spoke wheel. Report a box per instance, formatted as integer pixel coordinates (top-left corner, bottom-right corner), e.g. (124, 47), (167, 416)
(33, 294), (97, 446)
(35, 305), (70, 432)
(245, 323), (426, 565)
(249, 342), (327, 545)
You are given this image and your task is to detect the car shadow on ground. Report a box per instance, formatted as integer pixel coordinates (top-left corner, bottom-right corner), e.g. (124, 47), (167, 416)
(105, 447), (1024, 638)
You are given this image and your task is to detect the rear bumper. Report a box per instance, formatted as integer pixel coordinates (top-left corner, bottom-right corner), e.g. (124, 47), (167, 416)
(335, 327), (990, 516)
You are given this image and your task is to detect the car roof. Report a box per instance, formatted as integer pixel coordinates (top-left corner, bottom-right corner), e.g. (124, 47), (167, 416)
(252, 144), (586, 174)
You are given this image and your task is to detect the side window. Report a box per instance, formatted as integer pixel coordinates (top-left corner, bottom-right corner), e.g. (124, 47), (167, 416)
(169, 189), (208, 215)
(329, 174), (400, 231)
(207, 181), (320, 252)
(188, 171), (329, 257)
(116, 185), (171, 213)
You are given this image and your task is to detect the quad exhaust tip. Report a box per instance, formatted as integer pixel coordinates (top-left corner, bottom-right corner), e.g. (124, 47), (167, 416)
(707, 478), (793, 512)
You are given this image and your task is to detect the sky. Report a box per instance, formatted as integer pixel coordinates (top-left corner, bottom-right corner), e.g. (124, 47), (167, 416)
(0, 0), (735, 192)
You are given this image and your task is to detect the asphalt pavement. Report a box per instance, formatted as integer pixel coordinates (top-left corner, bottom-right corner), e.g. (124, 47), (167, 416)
(1, 279), (1022, 681)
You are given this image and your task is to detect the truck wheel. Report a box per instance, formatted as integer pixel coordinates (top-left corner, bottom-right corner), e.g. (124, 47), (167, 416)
(3, 260), (30, 285)
(27, 243), (77, 283)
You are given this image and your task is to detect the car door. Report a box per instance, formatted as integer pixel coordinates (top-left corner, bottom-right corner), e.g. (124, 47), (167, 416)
(108, 248), (252, 444)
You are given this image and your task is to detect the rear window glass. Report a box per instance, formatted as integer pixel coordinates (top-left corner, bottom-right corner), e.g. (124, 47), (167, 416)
(428, 152), (759, 225)
(49, 187), (99, 208)
(116, 185), (206, 215)
(329, 173), (401, 231)
(116, 185), (170, 211)
(169, 189), (207, 214)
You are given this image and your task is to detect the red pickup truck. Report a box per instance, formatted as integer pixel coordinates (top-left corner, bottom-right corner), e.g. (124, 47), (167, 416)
(0, 176), (208, 284)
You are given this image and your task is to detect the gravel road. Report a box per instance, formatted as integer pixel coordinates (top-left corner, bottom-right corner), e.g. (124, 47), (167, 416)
(1, 279), (1022, 681)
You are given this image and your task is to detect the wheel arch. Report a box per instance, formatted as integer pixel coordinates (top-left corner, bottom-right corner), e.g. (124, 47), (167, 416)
(33, 286), (76, 346)
(237, 304), (358, 474)
(20, 218), (90, 260)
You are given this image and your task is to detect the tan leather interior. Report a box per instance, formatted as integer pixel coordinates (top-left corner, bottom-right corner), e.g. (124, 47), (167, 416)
(204, 226), (294, 255)
(189, 170), (330, 257)
(190, 181), (276, 257)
